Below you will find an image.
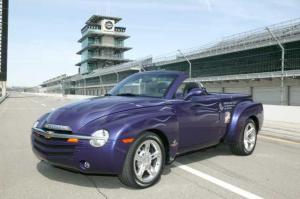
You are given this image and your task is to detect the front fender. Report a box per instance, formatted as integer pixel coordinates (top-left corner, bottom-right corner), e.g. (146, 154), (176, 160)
(107, 106), (179, 157)
(224, 101), (263, 144)
(79, 106), (179, 173)
(36, 112), (50, 129)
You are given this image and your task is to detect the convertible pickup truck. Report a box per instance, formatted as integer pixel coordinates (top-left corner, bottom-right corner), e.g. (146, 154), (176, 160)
(31, 71), (263, 188)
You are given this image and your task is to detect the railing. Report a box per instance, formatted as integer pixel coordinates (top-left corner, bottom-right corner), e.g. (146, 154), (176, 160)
(115, 26), (126, 33)
(81, 25), (126, 34)
(186, 70), (300, 82)
(42, 74), (67, 85)
(86, 42), (127, 48)
(151, 18), (300, 66)
(86, 53), (124, 60)
(81, 24), (101, 33)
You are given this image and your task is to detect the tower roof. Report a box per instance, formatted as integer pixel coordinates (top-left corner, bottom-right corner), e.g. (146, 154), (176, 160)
(86, 15), (122, 24)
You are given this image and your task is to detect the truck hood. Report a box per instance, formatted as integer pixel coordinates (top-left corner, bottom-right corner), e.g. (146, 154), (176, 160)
(45, 96), (165, 132)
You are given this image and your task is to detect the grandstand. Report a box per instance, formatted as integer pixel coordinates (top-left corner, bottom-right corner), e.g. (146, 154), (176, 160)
(151, 18), (300, 78)
(42, 18), (300, 106)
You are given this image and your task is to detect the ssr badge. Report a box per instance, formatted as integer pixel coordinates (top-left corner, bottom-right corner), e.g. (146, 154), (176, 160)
(224, 111), (231, 123)
(219, 103), (224, 111)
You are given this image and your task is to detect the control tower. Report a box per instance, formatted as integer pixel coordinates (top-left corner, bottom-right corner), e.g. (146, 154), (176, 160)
(76, 15), (131, 74)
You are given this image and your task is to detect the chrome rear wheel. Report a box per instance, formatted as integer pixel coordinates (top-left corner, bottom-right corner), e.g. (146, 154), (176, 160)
(230, 119), (258, 156)
(243, 122), (257, 152)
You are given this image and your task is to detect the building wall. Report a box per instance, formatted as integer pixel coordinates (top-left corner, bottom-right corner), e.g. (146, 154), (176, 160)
(74, 86), (114, 96)
(102, 35), (114, 46)
(70, 76), (300, 106)
(73, 70), (137, 96)
(204, 77), (300, 106)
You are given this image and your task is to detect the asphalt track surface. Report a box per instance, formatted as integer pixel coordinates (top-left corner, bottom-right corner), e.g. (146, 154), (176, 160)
(0, 92), (299, 199)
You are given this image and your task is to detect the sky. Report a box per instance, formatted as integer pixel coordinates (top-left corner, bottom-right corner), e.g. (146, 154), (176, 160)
(8, 0), (300, 87)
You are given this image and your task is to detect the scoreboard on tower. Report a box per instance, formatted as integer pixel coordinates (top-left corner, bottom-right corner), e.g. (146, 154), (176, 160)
(0, 0), (8, 81)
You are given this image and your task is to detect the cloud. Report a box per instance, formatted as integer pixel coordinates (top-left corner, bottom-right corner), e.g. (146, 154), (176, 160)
(204, 0), (213, 12)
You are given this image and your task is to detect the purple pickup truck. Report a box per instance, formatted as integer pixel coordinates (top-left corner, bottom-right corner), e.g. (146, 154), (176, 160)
(31, 71), (263, 188)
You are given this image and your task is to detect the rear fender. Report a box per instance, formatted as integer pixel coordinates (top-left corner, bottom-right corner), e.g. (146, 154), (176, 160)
(224, 101), (263, 144)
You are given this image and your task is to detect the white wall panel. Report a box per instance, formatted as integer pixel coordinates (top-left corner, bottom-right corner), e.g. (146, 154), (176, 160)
(224, 87), (251, 95)
(253, 87), (281, 105)
(206, 87), (223, 93)
(289, 86), (300, 106)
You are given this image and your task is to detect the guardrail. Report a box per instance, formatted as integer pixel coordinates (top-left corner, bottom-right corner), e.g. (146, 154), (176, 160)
(23, 92), (96, 100)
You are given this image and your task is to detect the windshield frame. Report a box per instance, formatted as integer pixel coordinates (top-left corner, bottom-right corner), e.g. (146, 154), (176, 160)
(108, 72), (180, 99)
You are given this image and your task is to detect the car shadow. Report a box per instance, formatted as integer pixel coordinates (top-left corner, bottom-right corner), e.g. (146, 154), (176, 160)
(36, 143), (233, 189)
(36, 161), (127, 189)
(172, 143), (233, 166)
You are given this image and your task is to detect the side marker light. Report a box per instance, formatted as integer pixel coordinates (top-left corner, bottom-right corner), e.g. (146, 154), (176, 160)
(121, 138), (135, 143)
(67, 138), (79, 143)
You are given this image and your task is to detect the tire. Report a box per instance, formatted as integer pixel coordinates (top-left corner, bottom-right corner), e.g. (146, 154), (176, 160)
(118, 132), (166, 188)
(230, 119), (257, 156)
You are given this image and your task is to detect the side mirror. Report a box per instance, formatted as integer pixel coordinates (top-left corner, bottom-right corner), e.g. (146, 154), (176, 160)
(184, 88), (206, 100)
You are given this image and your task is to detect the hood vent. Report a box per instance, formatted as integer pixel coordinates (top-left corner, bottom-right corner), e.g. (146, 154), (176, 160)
(44, 124), (72, 132)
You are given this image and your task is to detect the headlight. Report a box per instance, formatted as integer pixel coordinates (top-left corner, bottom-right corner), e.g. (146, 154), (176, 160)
(33, 121), (39, 128)
(89, 129), (109, 147)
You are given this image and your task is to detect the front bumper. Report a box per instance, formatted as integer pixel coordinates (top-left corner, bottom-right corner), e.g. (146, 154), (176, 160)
(31, 128), (127, 174)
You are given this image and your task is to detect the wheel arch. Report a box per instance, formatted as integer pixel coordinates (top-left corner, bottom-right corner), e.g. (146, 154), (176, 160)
(145, 128), (171, 163)
(249, 115), (259, 133)
(224, 101), (263, 144)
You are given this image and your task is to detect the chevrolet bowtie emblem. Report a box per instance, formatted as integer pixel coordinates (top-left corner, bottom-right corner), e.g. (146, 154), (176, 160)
(44, 131), (53, 139)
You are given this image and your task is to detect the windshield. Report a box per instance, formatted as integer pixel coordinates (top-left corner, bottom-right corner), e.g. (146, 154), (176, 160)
(109, 73), (178, 98)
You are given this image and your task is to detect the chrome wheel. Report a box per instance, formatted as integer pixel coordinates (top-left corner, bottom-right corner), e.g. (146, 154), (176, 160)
(133, 140), (162, 183)
(243, 122), (256, 152)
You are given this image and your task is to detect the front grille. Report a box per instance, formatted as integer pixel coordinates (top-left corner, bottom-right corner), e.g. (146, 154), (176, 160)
(32, 130), (76, 157)
(43, 128), (73, 135)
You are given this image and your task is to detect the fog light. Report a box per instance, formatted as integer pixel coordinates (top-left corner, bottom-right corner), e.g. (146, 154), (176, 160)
(80, 160), (91, 170)
(84, 161), (90, 169)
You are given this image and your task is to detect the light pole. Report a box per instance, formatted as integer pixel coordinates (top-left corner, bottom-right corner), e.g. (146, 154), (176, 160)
(177, 49), (192, 78)
(266, 27), (285, 105)
(83, 77), (86, 95)
(60, 80), (64, 96)
(115, 71), (119, 82)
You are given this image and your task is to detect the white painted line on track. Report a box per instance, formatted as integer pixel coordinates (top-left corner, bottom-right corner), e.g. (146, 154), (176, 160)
(30, 98), (54, 110)
(174, 161), (263, 199)
(259, 134), (299, 145)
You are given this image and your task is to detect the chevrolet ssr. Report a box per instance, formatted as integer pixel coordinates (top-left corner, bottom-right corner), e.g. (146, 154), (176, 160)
(31, 71), (263, 188)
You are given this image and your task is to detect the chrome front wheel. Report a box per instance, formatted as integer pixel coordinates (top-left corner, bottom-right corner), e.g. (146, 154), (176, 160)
(119, 132), (165, 188)
(133, 140), (162, 183)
